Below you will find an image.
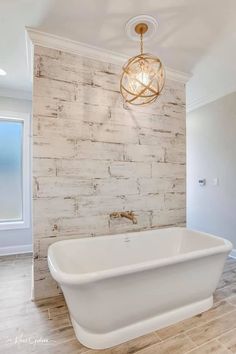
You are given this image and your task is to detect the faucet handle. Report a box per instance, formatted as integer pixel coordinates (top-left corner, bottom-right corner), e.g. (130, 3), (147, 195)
(110, 211), (137, 224)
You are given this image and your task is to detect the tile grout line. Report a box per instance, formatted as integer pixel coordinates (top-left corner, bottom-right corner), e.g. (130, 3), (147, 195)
(216, 327), (236, 344)
(183, 337), (221, 354)
(156, 302), (236, 344)
(154, 331), (162, 342)
(132, 332), (187, 354)
(215, 338), (234, 354)
(184, 308), (236, 336)
(184, 323), (236, 352)
(226, 298), (236, 307)
(183, 332), (199, 350)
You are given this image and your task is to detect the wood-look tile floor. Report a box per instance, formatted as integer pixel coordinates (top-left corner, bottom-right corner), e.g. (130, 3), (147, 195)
(0, 255), (236, 354)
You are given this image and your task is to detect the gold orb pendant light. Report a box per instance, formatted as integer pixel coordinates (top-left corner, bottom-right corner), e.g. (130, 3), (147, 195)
(120, 22), (165, 105)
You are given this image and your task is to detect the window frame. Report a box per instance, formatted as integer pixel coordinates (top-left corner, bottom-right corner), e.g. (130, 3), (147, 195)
(0, 111), (30, 230)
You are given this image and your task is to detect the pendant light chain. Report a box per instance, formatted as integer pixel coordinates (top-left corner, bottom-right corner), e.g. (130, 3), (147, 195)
(140, 32), (143, 54)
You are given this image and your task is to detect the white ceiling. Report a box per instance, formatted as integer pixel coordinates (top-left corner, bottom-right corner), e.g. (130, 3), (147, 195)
(0, 0), (236, 107)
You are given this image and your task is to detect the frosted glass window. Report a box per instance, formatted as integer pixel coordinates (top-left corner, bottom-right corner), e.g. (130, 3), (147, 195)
(0, 120), (23, 222)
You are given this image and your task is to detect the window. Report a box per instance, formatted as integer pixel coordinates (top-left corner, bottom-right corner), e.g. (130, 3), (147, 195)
(0, 112), (30, 230)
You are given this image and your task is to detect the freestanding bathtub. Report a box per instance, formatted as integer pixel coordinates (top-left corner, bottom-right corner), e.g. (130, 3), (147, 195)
(48, 227), (232, 349)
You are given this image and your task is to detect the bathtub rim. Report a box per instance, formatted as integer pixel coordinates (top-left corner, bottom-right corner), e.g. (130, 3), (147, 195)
(48, 227), (232, 285)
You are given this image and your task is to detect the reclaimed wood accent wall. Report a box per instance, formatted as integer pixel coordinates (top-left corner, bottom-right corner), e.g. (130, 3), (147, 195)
(33, 45), (186, 299)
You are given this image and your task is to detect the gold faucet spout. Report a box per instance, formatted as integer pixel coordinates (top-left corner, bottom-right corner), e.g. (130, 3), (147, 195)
(110, 211), (137, 224)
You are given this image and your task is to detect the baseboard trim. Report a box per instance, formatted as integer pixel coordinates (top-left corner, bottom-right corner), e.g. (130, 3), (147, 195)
(229, 249), (236, 259)
(0, 244), (32, 256)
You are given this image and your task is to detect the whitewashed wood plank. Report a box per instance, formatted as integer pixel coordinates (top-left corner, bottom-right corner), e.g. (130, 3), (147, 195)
(164, 192), (186, 209)
(34, 176), (94, 198)
(60, 215), (110, 237)
(34, 271), (61, 299)
(110, 108), (185, 133)
(33, 96), (60, 118)
(34, 45), (60, 59)
(165, 148), (186, 164)
(34, 77), (76, 101)
(124, 144), (165, 163)
(74, 83), (121, 107)
(93, 70), (119, 92)
(94, 178), (138, 196)
(91, 123), (139, 144)
(56, 159), (110, 178)
(33, 216), (62, 238)
(34, 116), (91, 140)
(110, 162), (151, 178)
(33, 136), (76, 159)
(35, 53), (94, 85)
(33, 197), (76, 218)
(35, 214), (109, 242)
(152, 208), (186, 227)
(76, 140), (124, 161)
(34, 235), (85, 258)
(138, 178), (186, 195)
(57, 101), (110, 124)
(139, 127), (175, 146)
(152, 162), (186, 178)
(77, 196), (125, 216)
(33, 158), (57, 177)
(124, 194), (165, 212)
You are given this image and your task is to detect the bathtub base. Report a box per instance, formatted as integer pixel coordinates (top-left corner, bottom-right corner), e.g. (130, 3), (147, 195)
(71, 296), (213, 350)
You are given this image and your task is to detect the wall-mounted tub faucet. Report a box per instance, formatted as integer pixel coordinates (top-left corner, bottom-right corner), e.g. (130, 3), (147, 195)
(110, 211), (137, 224)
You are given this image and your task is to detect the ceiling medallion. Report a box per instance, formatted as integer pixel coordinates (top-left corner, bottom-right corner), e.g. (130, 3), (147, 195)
(120, 15), (165, 106)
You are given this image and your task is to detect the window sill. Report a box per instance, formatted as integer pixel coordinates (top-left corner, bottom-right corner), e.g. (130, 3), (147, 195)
(0, 220), (30, 231)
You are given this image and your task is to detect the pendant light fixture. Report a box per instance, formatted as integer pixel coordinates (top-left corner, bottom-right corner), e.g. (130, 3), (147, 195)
(120, 16), (165, 105)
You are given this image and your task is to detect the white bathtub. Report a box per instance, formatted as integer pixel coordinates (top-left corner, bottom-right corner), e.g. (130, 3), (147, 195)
(48, 227), (232, 349)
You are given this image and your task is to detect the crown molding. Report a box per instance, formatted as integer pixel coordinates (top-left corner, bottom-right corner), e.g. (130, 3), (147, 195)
(187, 94), (215, 113)
(187, 82), (236, 112)
(26, 27), (191, 84)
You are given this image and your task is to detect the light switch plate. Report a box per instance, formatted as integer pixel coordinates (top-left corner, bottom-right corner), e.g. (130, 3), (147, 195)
(213, 177), (219, 186)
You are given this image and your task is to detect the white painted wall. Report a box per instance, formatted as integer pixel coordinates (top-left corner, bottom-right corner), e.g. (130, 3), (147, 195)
(0, 95), (32, 255)
(186, 24), (236, 112)
(187, 91), (236, 250)
(0, 96), (31, 113)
